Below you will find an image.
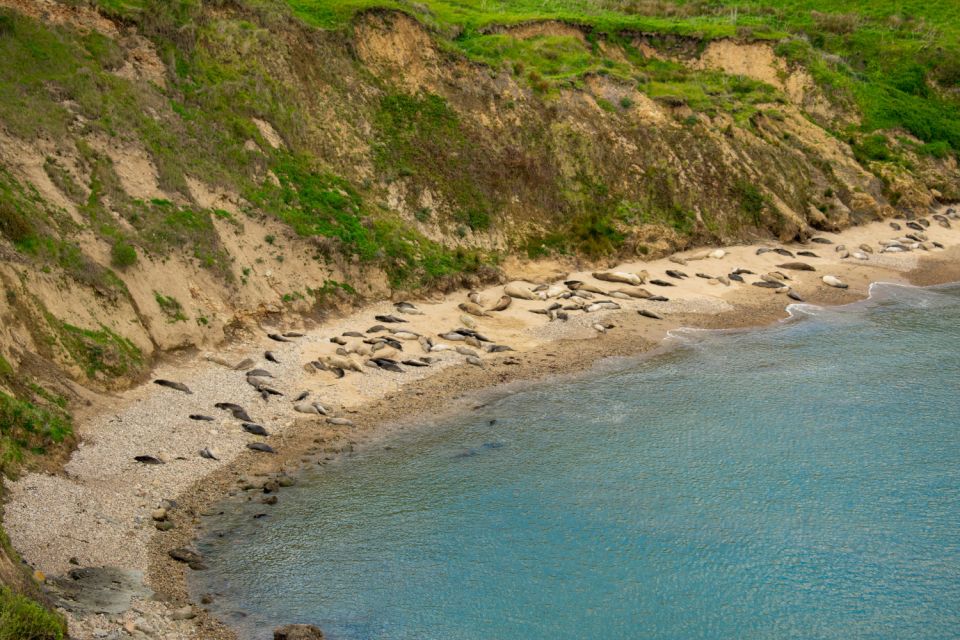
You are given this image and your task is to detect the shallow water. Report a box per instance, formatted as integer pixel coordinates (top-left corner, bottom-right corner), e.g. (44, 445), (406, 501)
(192, 282), (960, 640)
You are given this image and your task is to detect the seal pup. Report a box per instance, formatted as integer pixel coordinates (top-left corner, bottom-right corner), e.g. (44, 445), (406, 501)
(395, 301), (424, 315)
(796, 251), (819, 258)
(773, 248), (795, 257)
(776, 262), (815, 271)
(728, 272), (744, 283)
(906, 221), (924, 232)
(294, 391), (310, 402)
(648, 295), (670, 302)
(455, 346), (479, 357)
(242, 423), (269, 436)
(489, 295), (512, 312)
(215, 403), (254, 422)
(459, 302), (488, 317)
(648, 279), (674, 287)
(189, 414), (215, 421)
(614, 286), (653, 299)
(665, 269), (688, 279)
(752, 281), (783, 289)
(264, 351), (279, 363)
(134, 455), (164, 465)
(486, 344), (514, 353)
(199, 448), (219, 460)
(247, 443), (275, 454)
(154, 380), (192, 394)
(402, 359), (430, 367)
(822, 275), (848, 289)
(343, 330), (365, 337)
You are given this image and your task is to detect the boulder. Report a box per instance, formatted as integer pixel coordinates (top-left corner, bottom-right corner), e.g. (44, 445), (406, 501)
(274, 624), (325, 639)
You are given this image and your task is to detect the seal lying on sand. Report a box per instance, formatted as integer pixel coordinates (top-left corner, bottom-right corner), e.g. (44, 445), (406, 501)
(504, 282), (538, 300)
(154, 380), (192, 394)
(822, 275), (848, 289)
(592, 271), (645, 286)
(488, 295), (512, 312)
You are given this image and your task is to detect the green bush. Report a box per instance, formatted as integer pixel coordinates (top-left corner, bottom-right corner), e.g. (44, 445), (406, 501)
(852, 134), (892, 164)
(110, 240), (137, 268)
(0, 586), (67, 640)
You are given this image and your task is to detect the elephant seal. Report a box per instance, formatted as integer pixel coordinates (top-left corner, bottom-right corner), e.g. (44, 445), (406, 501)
(459, 302), (488, 317)
(890, 222), (901, 230)
(504, 282), (538, 300)
(189, 414), (215, 421)
(665, 269), (688, 279)
(264, 351), (279, 363)
(649, 279), (674, 287)
(466, 356), (484, 367)
(215, 403), (254, 422)
(375, 314), (407, 323)
(858, 243), (874, 254)
(242, 423), (270, 436)
(327, 417), (355, 427)
(154, 380), (192, 394)
(267, 333), (291, 342)
(796, 251), (818, 258)
(753, 281), (783, 289)
(614, 286), (653, 299)
(395, 301), (424, 315)
(669, 256), (687, 265)
(773, 248), (794, 257)
(592, 271), (644, 286)
(810, 237), (833, 244)
(822, 275), (848, 289)
(247, 443), (275, 453)
(787, 291), (804, 302)
(489, 295), (512, 311)
(637, 309), (662, 320)
(777, 262), (815, 271)
(199, 448), (219, 460)
(728, 273), (744, 283)
(134, 455), (164, 465)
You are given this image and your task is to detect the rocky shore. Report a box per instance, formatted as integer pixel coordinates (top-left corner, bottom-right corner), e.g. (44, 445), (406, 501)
(6, 212), (960, 640)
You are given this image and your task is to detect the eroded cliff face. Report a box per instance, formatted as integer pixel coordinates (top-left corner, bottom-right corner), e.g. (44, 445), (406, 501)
(0, 1), (955, 405)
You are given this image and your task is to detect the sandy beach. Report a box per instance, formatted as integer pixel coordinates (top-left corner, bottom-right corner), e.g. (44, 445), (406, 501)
(6, 212), (960, 640)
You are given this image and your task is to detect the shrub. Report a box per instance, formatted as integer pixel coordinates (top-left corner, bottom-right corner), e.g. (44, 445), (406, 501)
(0, 586), (67, 640)
(110, 241), (137, 268)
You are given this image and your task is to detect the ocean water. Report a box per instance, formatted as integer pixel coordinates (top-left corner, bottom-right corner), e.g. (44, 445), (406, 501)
(191, 282), (960, 640)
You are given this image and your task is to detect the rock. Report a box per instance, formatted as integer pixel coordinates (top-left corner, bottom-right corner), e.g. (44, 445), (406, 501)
(47, 567), (152, 615)
(134, 618), (155, 635)
(168, 548), (203, 565)
(262, 480), (280, 494)
(155, 521), (175, 532)
(261, 495), (278, 505)
(277, 475), (295, 487)
(151, 508), (167, 521)
(169, 606), (196, 621)
(274, 624), (325, 640)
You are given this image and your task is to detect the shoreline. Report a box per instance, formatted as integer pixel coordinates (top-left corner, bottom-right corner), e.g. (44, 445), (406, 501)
(6, 215), (960, 639)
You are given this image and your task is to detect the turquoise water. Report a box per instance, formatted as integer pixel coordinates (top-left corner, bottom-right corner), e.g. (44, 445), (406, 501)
(192, 282), (960, 640)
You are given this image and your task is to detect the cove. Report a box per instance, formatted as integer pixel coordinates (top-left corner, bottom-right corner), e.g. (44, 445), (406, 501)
(191, 282), (960, 640)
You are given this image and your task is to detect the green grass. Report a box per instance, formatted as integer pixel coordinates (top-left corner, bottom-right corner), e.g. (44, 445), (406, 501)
(154, 292), (187, 323)
(0, 586), (67, 640)
(53, 320), (145, 381)
(0, 392), (72, 477)
(276, 0), (959, 154)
